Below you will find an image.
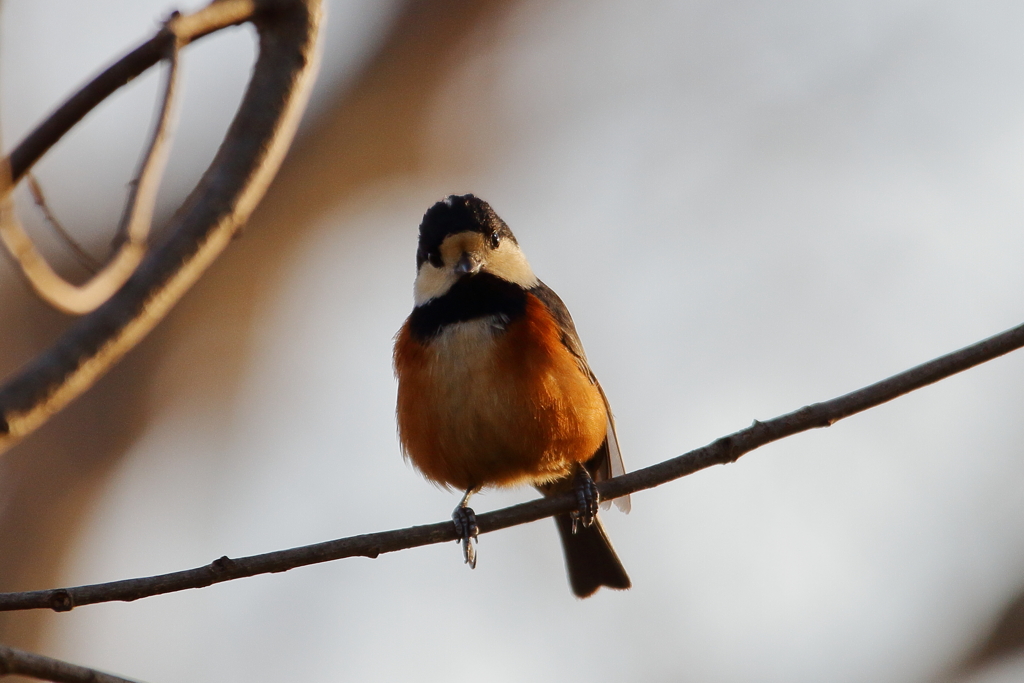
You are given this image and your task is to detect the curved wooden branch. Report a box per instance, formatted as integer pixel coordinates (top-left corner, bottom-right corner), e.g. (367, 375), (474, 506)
(3, 0), (256, 187)
(0, 643), (136, 683)
(0, 0), (321, 449)
(0, 319), (1021, 613)
(0, 30), (180, 314)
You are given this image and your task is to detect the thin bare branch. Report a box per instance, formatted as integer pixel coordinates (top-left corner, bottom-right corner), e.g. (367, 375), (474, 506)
(0, 320), (1021, 613)
(2, 2), (260, 314)
(3, 0), (256, 188)
(0, 644), (138, 683)
(25, 175), (102, 273)
(111, 13), (189, 255)
(0, 0), (321, 449)
(0, 35), (181, 315)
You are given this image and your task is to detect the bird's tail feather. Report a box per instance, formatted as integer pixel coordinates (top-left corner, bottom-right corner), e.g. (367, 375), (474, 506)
(553, 513), (631, 598)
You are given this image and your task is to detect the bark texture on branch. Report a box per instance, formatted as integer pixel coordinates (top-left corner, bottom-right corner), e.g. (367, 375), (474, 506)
(1, 320), (1021, 612)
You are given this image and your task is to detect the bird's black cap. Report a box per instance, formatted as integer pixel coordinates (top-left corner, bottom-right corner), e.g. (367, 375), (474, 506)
(417, 194), (516, 268)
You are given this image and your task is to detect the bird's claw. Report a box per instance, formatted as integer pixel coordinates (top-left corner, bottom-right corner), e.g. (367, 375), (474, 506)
(570, 468), (599, 533)
(452, 505), (479, 568)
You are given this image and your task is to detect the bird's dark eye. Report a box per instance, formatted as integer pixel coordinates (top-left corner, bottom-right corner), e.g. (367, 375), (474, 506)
(489, 230), (501, 249)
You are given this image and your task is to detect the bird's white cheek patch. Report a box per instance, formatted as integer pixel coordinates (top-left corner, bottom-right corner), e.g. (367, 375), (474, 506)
(414, 264), (457, 305)
(484, 242), (538, 289)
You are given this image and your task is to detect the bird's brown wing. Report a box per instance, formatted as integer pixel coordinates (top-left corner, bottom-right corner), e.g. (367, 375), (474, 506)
(529, 281), (630, 513)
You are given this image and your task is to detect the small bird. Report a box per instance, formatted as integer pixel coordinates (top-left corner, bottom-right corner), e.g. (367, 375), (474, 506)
(393, 194), (630, 598)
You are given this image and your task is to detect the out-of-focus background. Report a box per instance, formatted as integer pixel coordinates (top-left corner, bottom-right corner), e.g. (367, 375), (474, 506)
(1, 1), (1024, 681)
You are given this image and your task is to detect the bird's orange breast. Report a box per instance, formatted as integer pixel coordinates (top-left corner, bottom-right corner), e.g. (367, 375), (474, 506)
(394, 293), (607, 491)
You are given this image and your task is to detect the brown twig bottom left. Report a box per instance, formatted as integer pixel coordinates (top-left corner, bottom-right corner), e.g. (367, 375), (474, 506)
(0, 643), (139, 682)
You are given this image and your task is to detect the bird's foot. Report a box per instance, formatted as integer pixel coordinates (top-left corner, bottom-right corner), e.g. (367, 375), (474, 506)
(452, 499), (479, 569)
(571, 467), (599, 533)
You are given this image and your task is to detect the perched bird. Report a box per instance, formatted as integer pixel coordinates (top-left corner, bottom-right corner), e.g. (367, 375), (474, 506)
(393, 194), (631, 598)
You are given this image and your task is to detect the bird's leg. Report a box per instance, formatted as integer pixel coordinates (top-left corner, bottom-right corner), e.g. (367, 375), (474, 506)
(452, 488), (479, 569)
(571, 466), (600, 533)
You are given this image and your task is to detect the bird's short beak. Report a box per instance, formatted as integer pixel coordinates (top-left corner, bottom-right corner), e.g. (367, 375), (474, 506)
(454, 252), (483, 276)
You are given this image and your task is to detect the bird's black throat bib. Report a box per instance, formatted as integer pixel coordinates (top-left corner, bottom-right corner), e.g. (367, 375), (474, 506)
(408, 272), (527, 342)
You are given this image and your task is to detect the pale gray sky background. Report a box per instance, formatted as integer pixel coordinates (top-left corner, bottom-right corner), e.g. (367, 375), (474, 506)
(2, 2), (1024, 682)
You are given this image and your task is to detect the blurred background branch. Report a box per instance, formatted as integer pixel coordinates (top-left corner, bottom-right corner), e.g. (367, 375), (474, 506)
(0, 24), (179, 315)
(0, 0), (321, 451)
(0, 643), (136, 683)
